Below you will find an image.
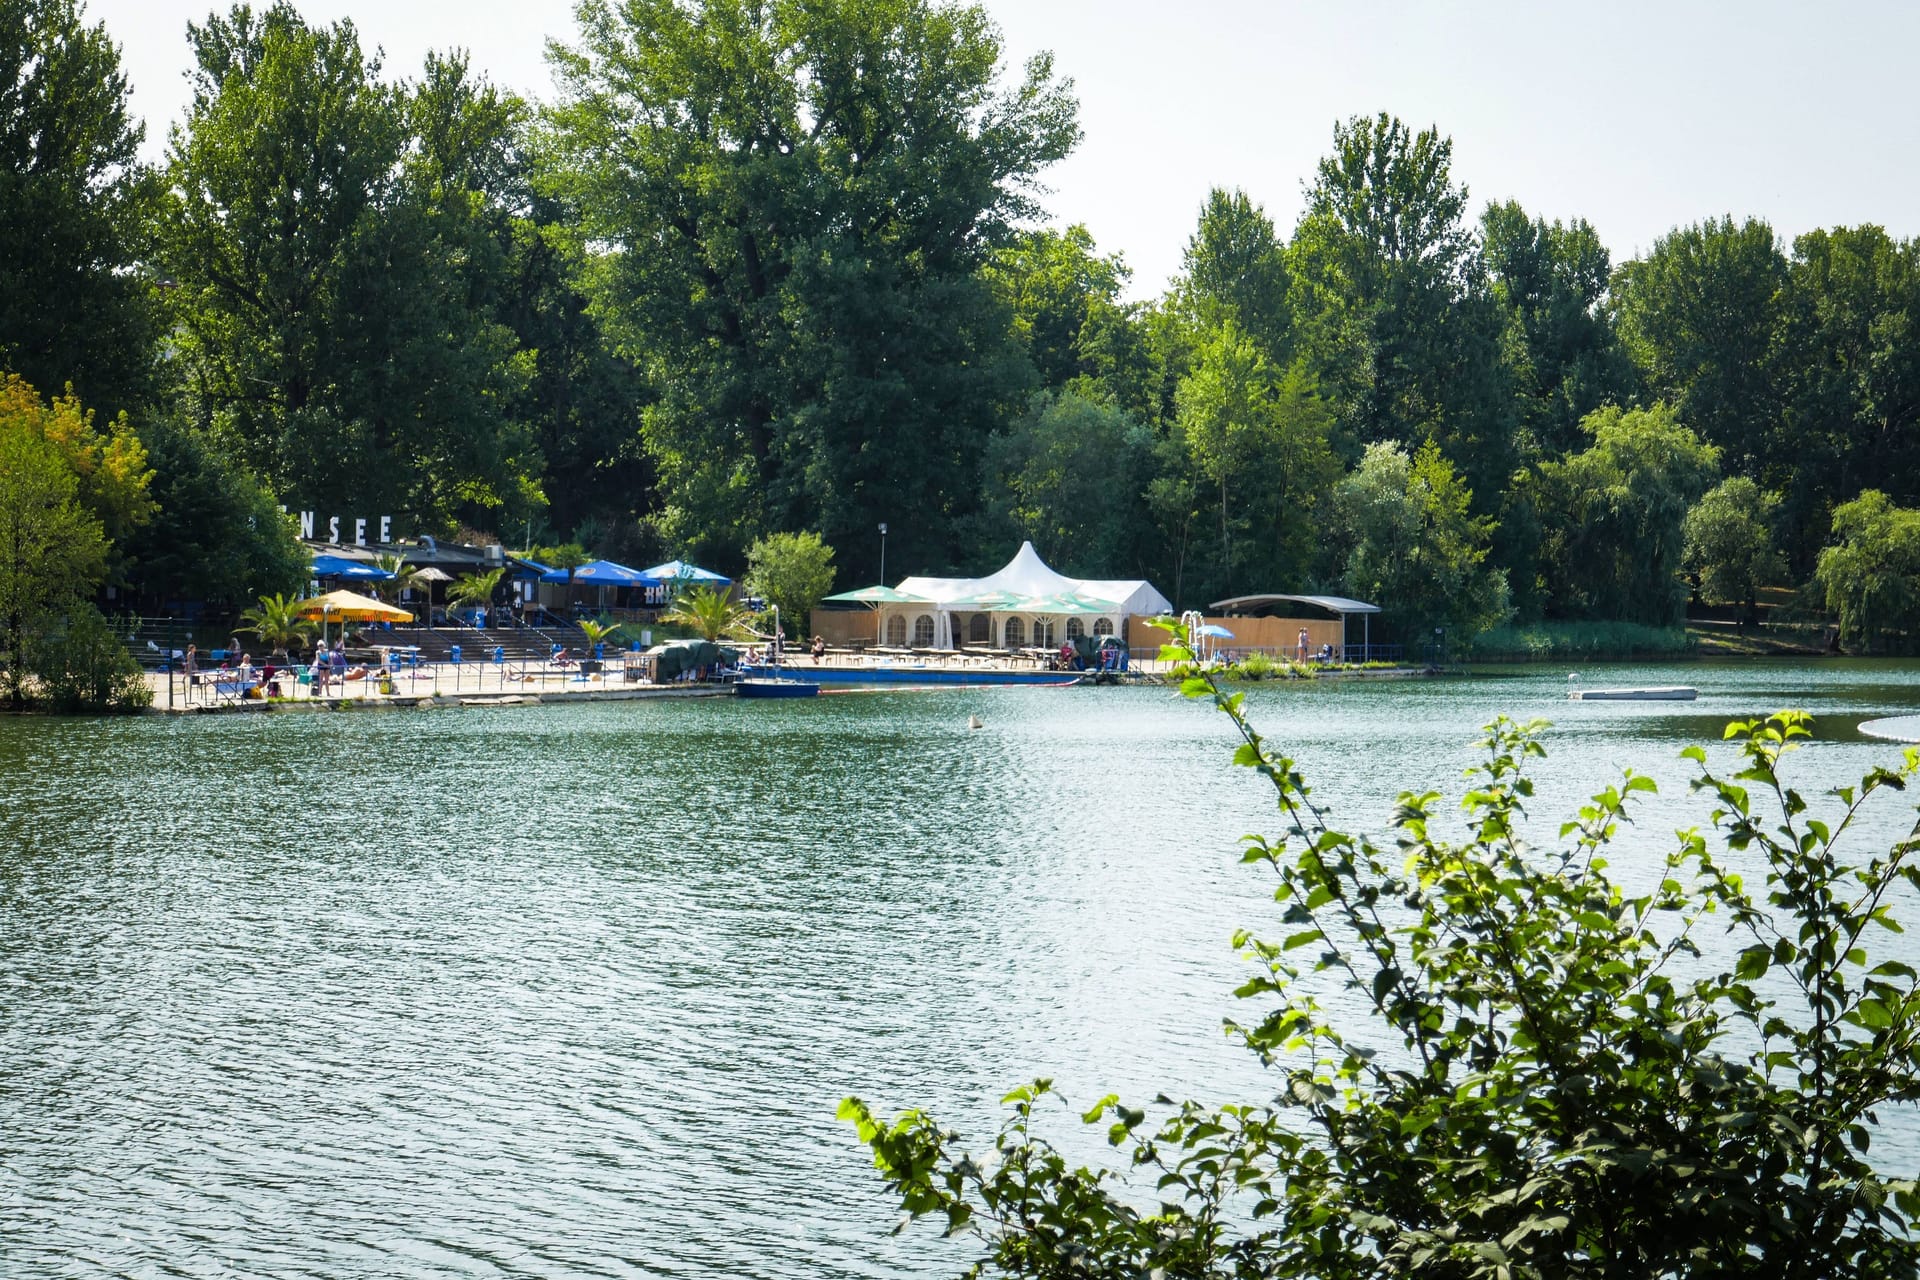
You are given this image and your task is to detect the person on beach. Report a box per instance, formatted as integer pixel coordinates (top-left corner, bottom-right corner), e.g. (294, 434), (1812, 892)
(810, 635), (826, 663)
(309, 643), (328, 695)
(1297, 627), (1309, 661)
(183, 644), (198, 690)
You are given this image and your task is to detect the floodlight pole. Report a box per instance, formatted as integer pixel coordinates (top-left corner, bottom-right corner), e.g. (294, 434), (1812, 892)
(878, 522), (888, 585)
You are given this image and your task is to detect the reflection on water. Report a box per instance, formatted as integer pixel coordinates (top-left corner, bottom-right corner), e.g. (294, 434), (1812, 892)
(4, 659), (1920, 1277)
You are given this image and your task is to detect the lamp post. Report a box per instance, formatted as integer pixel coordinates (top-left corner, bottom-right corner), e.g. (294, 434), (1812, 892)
(878, 522), (888, 585)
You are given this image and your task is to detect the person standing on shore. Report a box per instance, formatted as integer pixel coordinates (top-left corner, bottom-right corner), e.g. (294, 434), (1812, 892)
(1298, 627), (1309, 661)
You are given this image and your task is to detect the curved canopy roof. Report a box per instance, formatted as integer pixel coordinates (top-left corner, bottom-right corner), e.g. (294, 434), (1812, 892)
(1210, 593), (1381, 616)
(897, 542), (1171, 616)
(540, 559), (660, 586)
(311, 553), (393, 580)
(642, 559), (732, 586)
(822, 585), (932, 604)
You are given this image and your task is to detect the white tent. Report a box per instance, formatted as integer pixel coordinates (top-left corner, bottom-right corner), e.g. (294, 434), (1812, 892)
(884, 542), (1173, 650)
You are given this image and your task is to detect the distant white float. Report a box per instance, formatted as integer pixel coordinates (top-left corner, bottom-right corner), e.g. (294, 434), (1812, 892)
(1859, 715), (1920, 743)
(1567, 686), (1698, 701)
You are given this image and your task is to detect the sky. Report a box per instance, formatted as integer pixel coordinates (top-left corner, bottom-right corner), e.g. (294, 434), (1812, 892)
(88, 0), (1920, 299)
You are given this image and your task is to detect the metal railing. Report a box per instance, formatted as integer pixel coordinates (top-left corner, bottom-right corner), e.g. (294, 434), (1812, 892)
(156, 646), (658, 708)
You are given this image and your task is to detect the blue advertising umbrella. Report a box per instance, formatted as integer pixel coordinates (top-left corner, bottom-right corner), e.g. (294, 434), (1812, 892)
(312, 554), (395, 581)
(640, 559), (732, 587)
(538, 559), (661, 586)
(1195, 623), (1235, 639)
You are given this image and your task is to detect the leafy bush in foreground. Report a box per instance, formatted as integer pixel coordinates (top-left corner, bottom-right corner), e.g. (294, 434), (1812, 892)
(844, 634), (1920, 1277)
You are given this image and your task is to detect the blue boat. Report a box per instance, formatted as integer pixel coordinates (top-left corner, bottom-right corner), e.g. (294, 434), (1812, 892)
(736, 676), (820, 699)
(736, 662), (1078, 689)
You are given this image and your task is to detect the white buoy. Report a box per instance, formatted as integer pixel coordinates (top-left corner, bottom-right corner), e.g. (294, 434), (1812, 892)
(968, 714), (984, 730)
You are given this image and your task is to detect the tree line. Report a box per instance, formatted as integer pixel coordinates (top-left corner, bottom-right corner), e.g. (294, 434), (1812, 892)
(7, 0), (1920, 649)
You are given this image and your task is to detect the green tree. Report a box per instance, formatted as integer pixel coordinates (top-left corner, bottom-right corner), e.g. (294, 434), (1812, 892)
(1175, 324), (1340, 601)
(1613, 216), (1786, 478)
(367, 552), (424, 605)
(531, 542), (590, 585)
(0, 0), (159, 416)
(1535, 402), (1720, 624)
(1772, 226), (1920, 569)
(848, 664), (1920, 1278)
(981, 390), (1153, 578)
(445, 567), (506, 613)
(984, 225), (1131, 392)
(1174, 186), (1290, 365)
(1141, 432), (1208, 609)
(0, 373), (152, 566)
(1683, 476), (1785, 619)
(29, 602), (148, 713)
(120, 415), (305, 606)
(0, 408), (108, 708)
(1814, 489), (1920, 654)
(1289, 113), (1513, 496)
(238, 591), (316, 659)
(1331, 439), (1510, 643)
(744, 530), (837, 636)
(661, 583), (754, 642)
(158, 4), (539, 529)
(546, 0), (1079, 579)
(1480, 200), (1635, 459)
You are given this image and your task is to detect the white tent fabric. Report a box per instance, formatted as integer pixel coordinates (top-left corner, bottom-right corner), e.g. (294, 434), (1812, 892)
(896, 541), (1173, 613)
(887, 542), (1173, 649)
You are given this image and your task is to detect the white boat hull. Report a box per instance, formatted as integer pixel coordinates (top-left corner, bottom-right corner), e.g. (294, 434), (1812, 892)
(1568, 686), (1697, 701)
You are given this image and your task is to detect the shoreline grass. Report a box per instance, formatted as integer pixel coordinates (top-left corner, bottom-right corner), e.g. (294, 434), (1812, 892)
(1462, 621), (1696, 662)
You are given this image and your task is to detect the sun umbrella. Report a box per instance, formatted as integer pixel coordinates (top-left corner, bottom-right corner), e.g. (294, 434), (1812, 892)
(539, 559), (660, 586)
(1195, 623), (1235, 638)
(412, 567), (453, 584)
(294, 590), (414, 649)
(311, 553), (394, 580)
(294, 590), (414, 623)
(995, 593), (1110, 615)
(823, 585), (937, 648)
(821, 585), (932, 603)
(640, 559), (732, 586)
(943, 590), (1021, 610)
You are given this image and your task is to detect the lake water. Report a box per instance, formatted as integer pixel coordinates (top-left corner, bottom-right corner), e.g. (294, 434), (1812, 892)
(6, 660), (1920, 1278)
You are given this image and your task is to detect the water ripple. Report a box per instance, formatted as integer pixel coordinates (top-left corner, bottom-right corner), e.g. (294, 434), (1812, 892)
(5, 665), (1920, 1276)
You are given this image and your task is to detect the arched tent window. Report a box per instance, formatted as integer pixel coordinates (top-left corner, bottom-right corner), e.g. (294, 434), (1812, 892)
(968, 614), (989, 643)
(912, 614), (935, 647)
(1065, 618), (1084, 641)
(886, 613), (907, 646)
(1003, 616), (1025, 648)
(1032, 619), (1054, 647)
(1093, 617), (1114, 637)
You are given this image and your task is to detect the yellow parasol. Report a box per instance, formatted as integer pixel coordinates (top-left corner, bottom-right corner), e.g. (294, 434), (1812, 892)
(294, 590), (415, 623)
(295, 590), (413, 650)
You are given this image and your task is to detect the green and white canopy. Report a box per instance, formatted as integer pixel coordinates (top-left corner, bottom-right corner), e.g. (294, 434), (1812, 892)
(874, 542), (1171, 649)
(821, 585), (933, 604)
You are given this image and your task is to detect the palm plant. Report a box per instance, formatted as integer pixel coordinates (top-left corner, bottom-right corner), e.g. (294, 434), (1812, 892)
(661, 584), (754, 641)
(446, 567), (506, 617)
(579, 617), (624, 648)
(369, 551), (423, 603)
(546, 543), (590, 585)
(238, 592), (316, 659)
